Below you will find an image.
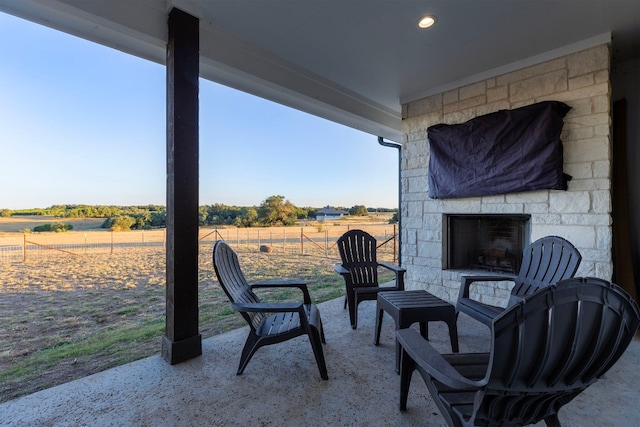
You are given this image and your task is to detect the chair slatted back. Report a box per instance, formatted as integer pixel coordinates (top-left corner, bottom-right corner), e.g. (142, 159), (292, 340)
(337, 229), (378, 287)
(213, 240), (265, 330)
(481, 277), (640, 425)
(510, 236), (582, 301)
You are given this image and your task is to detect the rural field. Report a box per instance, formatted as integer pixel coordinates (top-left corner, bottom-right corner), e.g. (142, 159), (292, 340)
(0, 215), (397, 403)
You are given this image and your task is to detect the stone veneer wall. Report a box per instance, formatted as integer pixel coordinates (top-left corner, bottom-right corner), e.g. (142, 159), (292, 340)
(401, 44), (612, 306)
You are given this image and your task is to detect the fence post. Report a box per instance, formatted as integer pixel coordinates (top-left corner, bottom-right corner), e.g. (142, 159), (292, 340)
(393, 224), (397, 263)
(300, 227), (303, 254)
(325, 229), (329, 257)
(111, 231), (114, 255)
(258, 229), (261, 249)
(23, 232), (27, 262)
(84, 233), (87, 255)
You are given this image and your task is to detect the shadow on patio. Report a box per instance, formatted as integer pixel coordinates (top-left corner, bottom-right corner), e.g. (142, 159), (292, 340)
(1, 295), (639, 426)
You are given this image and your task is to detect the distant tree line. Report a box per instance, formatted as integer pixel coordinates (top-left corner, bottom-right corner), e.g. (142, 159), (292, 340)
(3, 197), (397, 231)
(7, 204), (166, 219)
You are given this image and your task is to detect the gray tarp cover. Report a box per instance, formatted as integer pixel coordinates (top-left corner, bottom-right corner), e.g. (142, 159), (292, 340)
(427, 101), (571, 199)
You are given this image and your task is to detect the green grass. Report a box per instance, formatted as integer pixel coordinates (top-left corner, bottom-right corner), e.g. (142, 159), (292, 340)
(0, 319), (164, 379)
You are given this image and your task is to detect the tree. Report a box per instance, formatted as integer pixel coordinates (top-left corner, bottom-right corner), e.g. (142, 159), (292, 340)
(102, 215), (136, 231)
(257, 195), (298, 226)
(133, 211), (152, 229)
(149, 210), (166, 227)
(231, 207), (256, 227)
(33, 223), (73, 232)
(349, 205), (369, 216)
(296, 207), (316, 220)
(198, 206), (209, 225)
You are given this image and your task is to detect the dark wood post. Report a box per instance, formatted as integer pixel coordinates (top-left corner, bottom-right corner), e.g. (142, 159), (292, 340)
(162, 8), (202, 364)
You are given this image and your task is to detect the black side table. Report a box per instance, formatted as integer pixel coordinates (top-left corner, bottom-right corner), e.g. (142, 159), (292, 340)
(375, 290), (459, 372)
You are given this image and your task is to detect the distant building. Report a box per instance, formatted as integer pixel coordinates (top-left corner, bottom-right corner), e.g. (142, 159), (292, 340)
(315, 207), (349, 221)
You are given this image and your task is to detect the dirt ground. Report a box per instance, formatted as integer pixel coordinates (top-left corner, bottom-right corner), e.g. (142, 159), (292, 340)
(0, 220), (398, 403)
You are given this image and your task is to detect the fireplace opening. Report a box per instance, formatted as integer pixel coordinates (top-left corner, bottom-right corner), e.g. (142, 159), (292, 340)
(445, 214), (530, 274)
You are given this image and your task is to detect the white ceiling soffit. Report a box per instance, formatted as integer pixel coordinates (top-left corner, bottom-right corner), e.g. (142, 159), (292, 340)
(196, 16), (401, 142)
(2, 0), (640, 143)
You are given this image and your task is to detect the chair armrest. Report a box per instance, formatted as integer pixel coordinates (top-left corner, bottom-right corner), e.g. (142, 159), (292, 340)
(334, 264), (349, 275)
(251, 280), (311, 304)
(379, 262), (406, 290)
(252, 279), (307, 287)
(458, 274), (515, 300)
(396, 328), (486, 389)
(231, 301), (304, 313)
(378, 262), (406, 274)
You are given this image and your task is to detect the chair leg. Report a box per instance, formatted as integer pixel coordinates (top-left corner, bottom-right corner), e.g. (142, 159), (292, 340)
(318, 311), (326, 343)
(374, 308), (384, 345)
(237, 332), (261, 375)
(348, 292), (358, 329)
(352, 305), (359, 330)
(399, 347), (415, 411)
(544, 414), (561, 427)
(447, 318), (459, 353)
(419, 322), (429, 341)
(308, 325), (329, 380)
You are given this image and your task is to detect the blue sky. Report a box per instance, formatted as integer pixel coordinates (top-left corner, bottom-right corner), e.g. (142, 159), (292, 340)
(0, 12), (398, 210)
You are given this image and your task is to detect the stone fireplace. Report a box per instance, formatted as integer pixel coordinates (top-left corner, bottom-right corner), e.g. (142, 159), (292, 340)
(400, 43), (613, 306)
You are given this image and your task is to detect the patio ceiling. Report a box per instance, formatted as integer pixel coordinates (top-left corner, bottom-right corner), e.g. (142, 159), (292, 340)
(1, 0), (639, 142)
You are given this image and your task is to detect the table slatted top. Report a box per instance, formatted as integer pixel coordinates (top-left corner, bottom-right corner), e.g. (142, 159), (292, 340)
(378, 290), (451, 310)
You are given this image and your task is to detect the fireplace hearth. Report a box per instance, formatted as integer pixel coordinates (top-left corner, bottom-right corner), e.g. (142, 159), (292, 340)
(445, 214), (530, 274)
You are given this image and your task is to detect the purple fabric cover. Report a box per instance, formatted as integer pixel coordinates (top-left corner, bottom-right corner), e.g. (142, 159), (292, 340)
(427, 101), (571, 199)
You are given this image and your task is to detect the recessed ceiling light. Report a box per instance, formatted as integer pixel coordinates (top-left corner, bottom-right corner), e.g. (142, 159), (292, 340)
(418, 15), (436, 29)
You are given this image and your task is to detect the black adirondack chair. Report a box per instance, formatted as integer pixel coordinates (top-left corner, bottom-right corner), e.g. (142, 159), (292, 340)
(212, 240), (328, 380)
(397, 277), (640, 426)
(457, 235), (581, 326)
(335, 229), (406, 329)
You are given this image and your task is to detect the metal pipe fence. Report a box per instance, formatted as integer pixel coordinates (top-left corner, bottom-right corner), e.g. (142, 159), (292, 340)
(0, 224), (398, 264)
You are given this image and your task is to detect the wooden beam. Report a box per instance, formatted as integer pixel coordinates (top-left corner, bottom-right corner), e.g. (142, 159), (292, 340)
(612, 99), (638, 301)
(162, 8), (202, 364)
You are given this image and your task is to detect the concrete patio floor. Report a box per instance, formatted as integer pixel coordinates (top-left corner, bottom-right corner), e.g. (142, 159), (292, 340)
(1, 295), (639, 426)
